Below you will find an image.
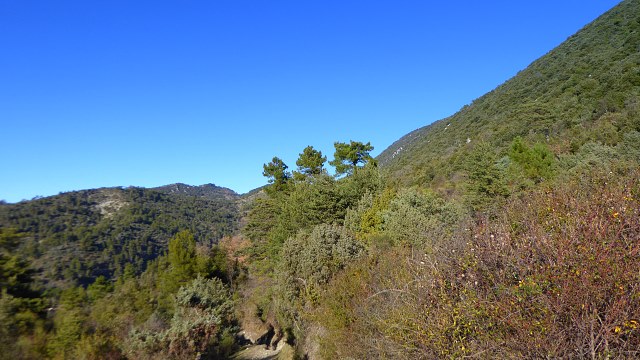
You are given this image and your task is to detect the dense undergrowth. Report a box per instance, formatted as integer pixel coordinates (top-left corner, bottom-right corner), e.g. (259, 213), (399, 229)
(0, 187), (238, 286)
(378, 0), (640, 195)
(0, 228), (240, 359)
(241, 132), (638, 358)
(238, 1), (640, 357)
(1, 0), (639, 358)
(313, 170), (639, 359)
(0, 188), (240, 359)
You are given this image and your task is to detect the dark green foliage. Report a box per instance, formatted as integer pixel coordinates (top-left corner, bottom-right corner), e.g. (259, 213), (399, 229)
(152, 183), (237, 200)
(294, 145), (327, 180)
(253, 2), (640, 357)
(162, 230), (230, 294)
(465, 142), (509, 211)
(196, 245), (231, 284)
(0, 228), (47, 358)
(36, 229), (238, 359)
(243, 155), (383, 348)
(244, 164), (382, 273)
(262, 156), (291, 193)
(0, 228), (37, 298)
(4, 1), (640, 358)
(0, 188), (239, 358)
(508, 137), (556, 183)
(330, 140), (374, 176)
(86, 276), (112, 303)
(338, 162), (383, 204)
(167, 230), (197, 283)
(242, 196), (280, 260)
(0, 292), (48, 358)
(47, 287), (89, 357)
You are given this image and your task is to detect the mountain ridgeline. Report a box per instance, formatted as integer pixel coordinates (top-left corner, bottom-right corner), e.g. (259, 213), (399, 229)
(1, 1), (640, 359)
(153, 183), (238, 200)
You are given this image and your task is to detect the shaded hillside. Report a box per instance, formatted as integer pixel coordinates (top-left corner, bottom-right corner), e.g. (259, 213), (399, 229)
(0, 186), (239, 287)
(379, 0), (639, 188)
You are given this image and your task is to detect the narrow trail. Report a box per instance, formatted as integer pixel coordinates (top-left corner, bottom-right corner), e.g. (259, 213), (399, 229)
(232, 342), (294, 360)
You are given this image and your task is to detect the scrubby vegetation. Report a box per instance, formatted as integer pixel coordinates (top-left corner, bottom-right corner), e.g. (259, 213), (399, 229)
(0, 227), (239, 359)
(238, 1), (640, 358)
(312, 170), (639, 359)
(0, 188), (239, 359)
(240, 131), (639, 359)
(378, 0), (640, 196)
(1, 0), (639, 358)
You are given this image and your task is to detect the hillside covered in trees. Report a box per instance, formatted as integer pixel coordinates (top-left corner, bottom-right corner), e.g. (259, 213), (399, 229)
(0, 186), (239, 286)
(378, 0), (640, 194)
(0, 186), (241, 358)
(1, 0), (639, 359)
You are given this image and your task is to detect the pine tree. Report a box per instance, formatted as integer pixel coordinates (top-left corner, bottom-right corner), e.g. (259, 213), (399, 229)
(262, 156), (291, 193)
(329, 141), (374, 176)
(294, 146), (327, 180)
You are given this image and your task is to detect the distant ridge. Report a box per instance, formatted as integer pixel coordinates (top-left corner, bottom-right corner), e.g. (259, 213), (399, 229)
(153, 183), (239, 200)
(0, 183), (241, 287)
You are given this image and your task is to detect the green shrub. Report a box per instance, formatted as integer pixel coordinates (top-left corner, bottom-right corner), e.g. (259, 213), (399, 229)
(277, 224), (364, 334)
(126, 276), (237, 359)
(382, 188), (460, 247)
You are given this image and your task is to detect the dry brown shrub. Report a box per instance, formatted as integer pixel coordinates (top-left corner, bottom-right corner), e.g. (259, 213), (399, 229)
(473, 171), (640, 358)
(314, 171), (640, 359)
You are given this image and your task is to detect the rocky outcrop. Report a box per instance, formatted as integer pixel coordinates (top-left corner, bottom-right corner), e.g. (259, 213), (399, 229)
(234, 317), (291, 360)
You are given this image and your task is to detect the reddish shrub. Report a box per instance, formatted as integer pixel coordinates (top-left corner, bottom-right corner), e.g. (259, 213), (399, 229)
(473, 171), (640, 357)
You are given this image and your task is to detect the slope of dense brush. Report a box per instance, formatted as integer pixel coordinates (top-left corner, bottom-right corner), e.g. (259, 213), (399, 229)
(2, 1), (640, 359)
(314, 170), (640, 359)
(379, 0), (640, 191)
(239, 2), (640, 358)
(0, 228), (240, 359)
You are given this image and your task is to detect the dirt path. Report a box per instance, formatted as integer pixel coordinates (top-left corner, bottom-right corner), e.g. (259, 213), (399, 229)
(232, 342), (294, 360)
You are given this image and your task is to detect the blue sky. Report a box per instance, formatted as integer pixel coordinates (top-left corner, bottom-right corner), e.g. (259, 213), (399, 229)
(0, 1), (621, 202)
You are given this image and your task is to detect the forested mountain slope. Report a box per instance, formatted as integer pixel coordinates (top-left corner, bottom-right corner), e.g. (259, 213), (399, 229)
(379, 0), (639, 190)
(0, 186), (239, 288)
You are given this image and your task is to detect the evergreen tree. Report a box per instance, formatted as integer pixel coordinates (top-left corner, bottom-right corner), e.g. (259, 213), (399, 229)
(509, 137), (555, 184)
(329, 141), (374, 176)
(465, 142), (508, 211)
(262, 156), (291, 193)
(167, 230), (197, 287)
(0, 228), (36, 297)
(294, 146), (327, 180)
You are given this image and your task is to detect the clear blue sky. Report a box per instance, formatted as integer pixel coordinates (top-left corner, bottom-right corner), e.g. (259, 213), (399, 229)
(0, 0), (621, 202)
